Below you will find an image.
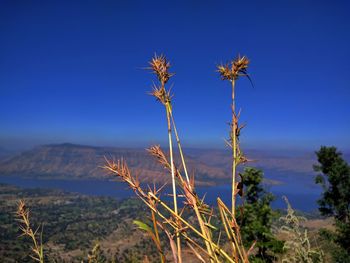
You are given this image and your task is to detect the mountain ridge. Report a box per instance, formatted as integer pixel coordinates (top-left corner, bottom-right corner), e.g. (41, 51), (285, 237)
(2, 143), (345, 186)
(0, 143), (228, 185)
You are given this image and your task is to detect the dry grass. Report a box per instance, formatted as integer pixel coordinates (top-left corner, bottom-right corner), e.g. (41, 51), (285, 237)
(14, 53), (254, 262)
(16, 199), (44, 263)
(102, 54), (254, 262)
(217, 55), (251, 217)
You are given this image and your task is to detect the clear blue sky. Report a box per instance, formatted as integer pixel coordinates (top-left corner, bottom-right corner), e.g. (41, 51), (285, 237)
(1, 1), (349, 150)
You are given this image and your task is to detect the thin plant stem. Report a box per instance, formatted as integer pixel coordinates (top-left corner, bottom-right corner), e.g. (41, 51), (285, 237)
(218, 198), (237, 259)
(151, 205), (165, 263)
(147, 192), (235, 263)
(169, 112), (190, 185)
(165, 102), (182, 263)
(16, 200), (44, 263)
(103, 153), (236, 262)
(170, 111), (217, 261)
(231, 79), (237, 216)
(218, 198), (249, 263)
(104, 54), (254, 263)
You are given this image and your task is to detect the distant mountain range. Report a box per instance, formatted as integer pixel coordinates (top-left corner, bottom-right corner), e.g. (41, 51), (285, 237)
(0, 147), (16, 160)
(0, 143), (227, 185)
(0, 143), (347, 186)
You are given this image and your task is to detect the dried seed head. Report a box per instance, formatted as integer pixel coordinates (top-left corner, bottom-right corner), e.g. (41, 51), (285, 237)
(16, 200), (30, 229)
(102, 157), (144, 193)
(232, 55), (249, 78)
(217, 63), (233, 81)
(15, 200), (44, 262)
(182, 182), (197, 208)
(217, 55), (250, 81)
(17, 200), (27, 217)
(150, 84), (172, 105)
(102, 156), (118, 173)
(147, 145), (171, 170)
(149, 54), (174, 84)
(102, 157), (131, 180)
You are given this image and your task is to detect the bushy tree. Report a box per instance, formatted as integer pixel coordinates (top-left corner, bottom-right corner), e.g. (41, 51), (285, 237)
(238, 167), (284, 262)
(314, 146), (350, 262)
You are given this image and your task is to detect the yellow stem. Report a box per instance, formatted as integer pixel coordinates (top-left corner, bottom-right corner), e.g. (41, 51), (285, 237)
(21, 211), (44, 263)
(231, 79), (237, 217)
(218, 198), (249, 263)
(148, 192), (235, 263)
(170, 112), (191, 185)
(170, 111), (217, 261)
(151, 205), (165, 263)
(165, 102), (182, 263)
(218, 199), (237, 259)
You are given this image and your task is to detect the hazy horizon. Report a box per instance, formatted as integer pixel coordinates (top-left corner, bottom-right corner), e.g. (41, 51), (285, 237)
(1, 140), (350, 156)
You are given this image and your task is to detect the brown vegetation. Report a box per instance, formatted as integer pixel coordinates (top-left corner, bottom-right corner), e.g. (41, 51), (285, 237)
(101, 54), (254, 262)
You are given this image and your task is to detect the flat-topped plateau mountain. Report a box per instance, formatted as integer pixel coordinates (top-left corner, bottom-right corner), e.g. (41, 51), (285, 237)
(2, 143), (347, 186)
(0, 143), (227, 185)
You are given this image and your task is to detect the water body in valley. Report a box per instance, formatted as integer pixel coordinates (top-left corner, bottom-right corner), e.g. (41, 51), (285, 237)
(0, 171), (321, 212)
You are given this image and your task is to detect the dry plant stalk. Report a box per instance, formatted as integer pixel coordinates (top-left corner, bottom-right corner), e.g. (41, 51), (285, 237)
(149, 54), (182, 262)
(217, 55), (251, 216)
(16, 200), (44, 263)
(103, 54), (253, 262)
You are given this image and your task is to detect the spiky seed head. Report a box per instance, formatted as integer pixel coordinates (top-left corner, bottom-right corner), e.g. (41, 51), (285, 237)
(232, 55), (249, 77)
(17, 200), (26, 216)
(150, 84), (172, 105)
(217, 63), (233, 81)
(103, 158), (131, 180)
(149, 54), (174, 84)
(102, 157), (145, 194)
(16, 200), (30, 227)
(217, 55), (250, 81)
(147, 145), (170, 170)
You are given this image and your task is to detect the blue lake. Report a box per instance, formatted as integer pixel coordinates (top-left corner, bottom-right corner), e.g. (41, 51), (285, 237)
(0, 173), (321, 212)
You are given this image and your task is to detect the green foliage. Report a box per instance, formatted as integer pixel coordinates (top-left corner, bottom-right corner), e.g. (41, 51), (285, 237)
(134, 220), (153, 233)
(279, 197), (324, 263)
(0, 184), (156, 262)
(314, 146), (350, 261)
(314, 146), (350, 220)
(238, 167), (284, 262)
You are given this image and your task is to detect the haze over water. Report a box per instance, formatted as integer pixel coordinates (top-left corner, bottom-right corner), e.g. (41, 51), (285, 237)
(0, 171), (321, 212)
